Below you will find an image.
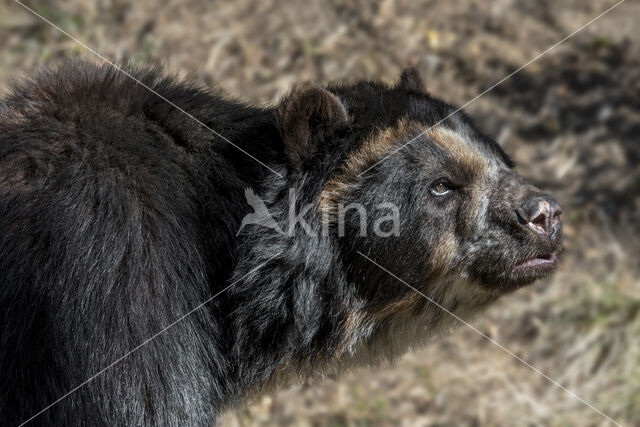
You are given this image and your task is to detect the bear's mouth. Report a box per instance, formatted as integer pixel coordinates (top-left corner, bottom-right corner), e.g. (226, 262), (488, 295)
(513, 252), (557, 271)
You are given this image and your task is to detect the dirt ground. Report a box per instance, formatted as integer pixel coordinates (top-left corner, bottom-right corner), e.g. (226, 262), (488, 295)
(1, 0), (638, 425)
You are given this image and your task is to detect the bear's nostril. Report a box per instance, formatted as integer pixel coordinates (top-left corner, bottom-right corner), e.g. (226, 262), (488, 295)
(519, 196), (561, 236)
(531, 211), (547, 228)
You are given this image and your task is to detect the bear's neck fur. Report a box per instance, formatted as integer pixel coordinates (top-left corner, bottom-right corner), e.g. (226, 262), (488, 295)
(220, 168), (474, 408)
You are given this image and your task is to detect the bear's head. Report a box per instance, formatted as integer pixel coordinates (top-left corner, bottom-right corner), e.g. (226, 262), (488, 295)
(276, 68), (562, 333)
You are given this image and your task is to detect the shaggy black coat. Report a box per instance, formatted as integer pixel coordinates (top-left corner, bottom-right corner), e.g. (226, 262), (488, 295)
(0, 62), (287, 425)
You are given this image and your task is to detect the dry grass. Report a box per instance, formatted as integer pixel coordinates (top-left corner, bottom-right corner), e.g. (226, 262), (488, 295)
(1, 0), (638, 425)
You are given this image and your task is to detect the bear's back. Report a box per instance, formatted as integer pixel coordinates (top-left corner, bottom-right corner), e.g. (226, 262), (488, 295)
(0, 62), (270, 424)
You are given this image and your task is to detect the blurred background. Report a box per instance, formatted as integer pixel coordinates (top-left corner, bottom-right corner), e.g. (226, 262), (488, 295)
(1, 0), (638, 425)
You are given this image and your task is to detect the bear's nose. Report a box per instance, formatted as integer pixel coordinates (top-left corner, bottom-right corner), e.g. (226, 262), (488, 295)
(517, 195), (562, 236)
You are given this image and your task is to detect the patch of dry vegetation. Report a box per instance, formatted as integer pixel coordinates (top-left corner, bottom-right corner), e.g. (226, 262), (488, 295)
(1, 1), (637, 425)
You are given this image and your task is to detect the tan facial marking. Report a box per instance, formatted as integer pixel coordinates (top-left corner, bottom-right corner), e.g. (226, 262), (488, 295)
(319, 121), (489, 217)
(430, 231), (459, 272)
(318, 119), (419, 216)
(426, 126), (488, 179)
(427, 126), (494, 235)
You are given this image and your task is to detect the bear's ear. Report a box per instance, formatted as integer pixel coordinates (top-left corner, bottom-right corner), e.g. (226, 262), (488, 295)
(278, 86), (348, 170)
(397, 67), (426, 92)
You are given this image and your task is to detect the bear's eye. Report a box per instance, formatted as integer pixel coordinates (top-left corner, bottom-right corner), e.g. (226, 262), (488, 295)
(430, 181), (452, 196)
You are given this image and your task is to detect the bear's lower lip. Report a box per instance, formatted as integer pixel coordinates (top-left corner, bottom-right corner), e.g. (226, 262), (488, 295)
(513, 252), (557, 270)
